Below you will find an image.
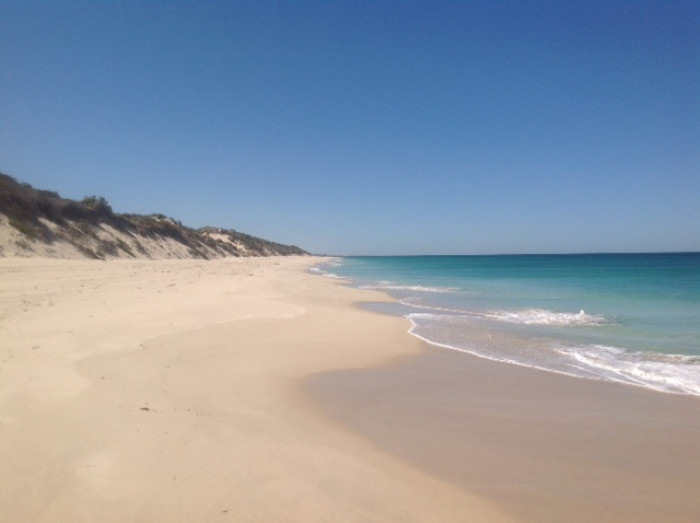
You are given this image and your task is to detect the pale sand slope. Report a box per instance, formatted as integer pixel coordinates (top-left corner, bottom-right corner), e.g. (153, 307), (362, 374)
(0, 257), (510, 522)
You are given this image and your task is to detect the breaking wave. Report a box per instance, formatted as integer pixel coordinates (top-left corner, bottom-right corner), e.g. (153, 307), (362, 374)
(554, 345), (700, 395)
(482, 308), (610, 326)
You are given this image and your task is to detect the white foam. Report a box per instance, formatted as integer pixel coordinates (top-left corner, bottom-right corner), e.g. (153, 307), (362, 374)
(406, 313), (700, 397)
(360, 282), (459, 293)
(482, 308), (609, 326)
(555, 345), (700, 395)
(309, 260), (347, 280)
(324, 257), (344, 267)
(397, 300), (467, 314)
(405, 314), (585, 378)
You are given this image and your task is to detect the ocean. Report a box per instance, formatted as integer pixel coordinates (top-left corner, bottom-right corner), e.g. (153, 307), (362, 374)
(312, 253), (700, 396)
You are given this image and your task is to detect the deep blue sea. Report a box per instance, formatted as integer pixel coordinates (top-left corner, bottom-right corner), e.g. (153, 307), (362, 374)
(313, 253), (700, 396)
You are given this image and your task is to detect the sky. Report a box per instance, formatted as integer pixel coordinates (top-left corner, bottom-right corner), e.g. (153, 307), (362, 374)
(1, 1), (698, 255)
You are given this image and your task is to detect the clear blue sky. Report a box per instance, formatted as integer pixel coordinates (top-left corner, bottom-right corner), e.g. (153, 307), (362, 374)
(1, 1), (698, 255)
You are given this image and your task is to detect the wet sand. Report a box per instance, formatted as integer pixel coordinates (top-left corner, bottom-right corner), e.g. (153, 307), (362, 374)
(307, 342), (700, 522)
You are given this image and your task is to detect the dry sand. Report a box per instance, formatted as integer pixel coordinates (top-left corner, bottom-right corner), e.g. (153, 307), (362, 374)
(0, 257), (510, 522)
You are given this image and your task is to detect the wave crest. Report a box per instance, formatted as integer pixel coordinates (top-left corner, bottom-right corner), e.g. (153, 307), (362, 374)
(483, 308), (609, 326)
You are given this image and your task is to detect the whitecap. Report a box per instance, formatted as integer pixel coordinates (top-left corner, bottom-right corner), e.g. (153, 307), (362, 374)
(482, 308), (609, 326)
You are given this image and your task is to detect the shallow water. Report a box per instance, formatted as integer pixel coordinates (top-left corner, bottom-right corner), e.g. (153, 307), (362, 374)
(313, 253), (700, 395)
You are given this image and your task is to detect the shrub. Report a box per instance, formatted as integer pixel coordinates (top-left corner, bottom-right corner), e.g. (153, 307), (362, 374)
(8, 219), (37, 240)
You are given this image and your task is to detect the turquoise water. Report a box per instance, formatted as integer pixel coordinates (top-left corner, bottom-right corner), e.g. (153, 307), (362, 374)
(313, 253), (700, 396)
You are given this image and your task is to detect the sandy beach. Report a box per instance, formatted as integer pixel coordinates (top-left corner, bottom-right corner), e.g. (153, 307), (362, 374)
(2, 257), (698, 522)
(0, 257), (508, 522)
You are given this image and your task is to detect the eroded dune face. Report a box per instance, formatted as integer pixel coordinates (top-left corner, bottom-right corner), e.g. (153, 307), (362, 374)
(0, 173), (308, 260)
